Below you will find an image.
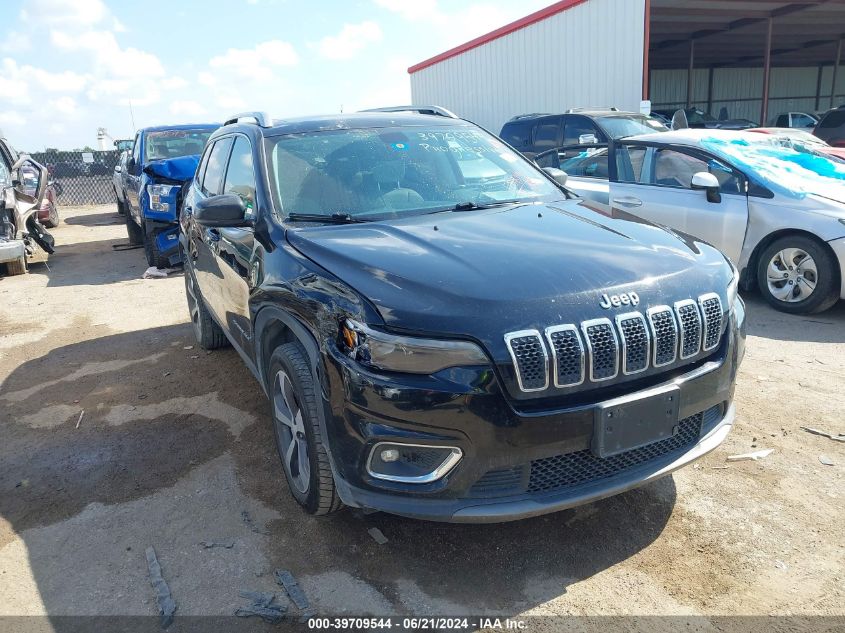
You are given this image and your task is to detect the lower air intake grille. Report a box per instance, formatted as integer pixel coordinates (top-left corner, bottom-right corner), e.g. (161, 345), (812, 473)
(527, 410), (705, 494)
(505, 331), (548, 392)
(469, 465), (525, 497)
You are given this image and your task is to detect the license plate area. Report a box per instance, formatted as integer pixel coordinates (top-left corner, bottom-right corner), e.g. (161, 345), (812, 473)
(592, 385), (681, 458)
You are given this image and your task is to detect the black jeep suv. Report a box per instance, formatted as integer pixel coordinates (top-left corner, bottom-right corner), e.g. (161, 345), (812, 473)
(179, 109), (745, 523)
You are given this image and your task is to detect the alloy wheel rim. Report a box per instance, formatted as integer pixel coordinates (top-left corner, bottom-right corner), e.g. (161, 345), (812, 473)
(766, 247), (817, 303)
(273, 370), (310, 494)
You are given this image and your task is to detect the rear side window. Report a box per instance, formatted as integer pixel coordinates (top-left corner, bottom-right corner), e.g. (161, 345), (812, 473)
(818, 110), (845, 129)
(224, 136), (257, 218)
(532, 118), (561, 150)
(792, 113), (815, 127)
(201, 137), (233, 196)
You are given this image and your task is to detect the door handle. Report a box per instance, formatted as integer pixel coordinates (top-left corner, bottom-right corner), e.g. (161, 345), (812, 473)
(612, 196), (643, 208)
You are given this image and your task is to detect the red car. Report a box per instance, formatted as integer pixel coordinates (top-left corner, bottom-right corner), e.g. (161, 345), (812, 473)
(746, 127), (845, 161)
(22, 165), (60, 228)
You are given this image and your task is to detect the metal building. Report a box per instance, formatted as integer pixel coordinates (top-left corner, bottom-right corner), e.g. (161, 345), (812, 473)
(409, 0), (845, 134)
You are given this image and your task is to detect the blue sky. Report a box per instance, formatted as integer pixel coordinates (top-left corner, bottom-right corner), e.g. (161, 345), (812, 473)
(0, 0), (550, 150)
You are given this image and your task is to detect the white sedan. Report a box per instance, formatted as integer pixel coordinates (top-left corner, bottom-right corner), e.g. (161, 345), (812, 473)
(546, 129), (845, 314)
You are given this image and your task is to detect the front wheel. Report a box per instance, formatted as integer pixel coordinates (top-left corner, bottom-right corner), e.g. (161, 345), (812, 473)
(268, 342), (341, 516)
(42, 204), (59, 229)
(4, 256), (26, 276)
(757, 235), (840, 314)
(183, 261), (228, 350)
(125, 211), (144, 246)
(143, 229), (170, 269)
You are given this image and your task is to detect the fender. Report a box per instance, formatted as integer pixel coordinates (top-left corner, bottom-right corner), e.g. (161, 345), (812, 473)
(253, 304), (351, 501)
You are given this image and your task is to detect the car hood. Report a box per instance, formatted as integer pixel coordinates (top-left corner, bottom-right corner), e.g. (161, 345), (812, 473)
(701, 120), (756, 130)
(142, 155), (200, 182)
(286, 200), (731, 345)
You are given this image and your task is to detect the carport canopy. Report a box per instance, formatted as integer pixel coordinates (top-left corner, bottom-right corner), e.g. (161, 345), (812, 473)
(647, 0), (845, 121)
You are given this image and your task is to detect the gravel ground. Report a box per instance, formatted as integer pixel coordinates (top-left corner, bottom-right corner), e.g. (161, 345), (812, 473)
(0, 205), (843, 625)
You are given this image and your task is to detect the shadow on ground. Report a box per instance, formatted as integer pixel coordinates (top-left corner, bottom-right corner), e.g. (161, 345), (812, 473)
(741, 291), (845, 344)
(1, 324), (676, 621)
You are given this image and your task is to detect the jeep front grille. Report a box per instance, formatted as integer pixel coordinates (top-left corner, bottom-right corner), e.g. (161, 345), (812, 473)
(504, 294), (725, 393)
(699, 293), (723, 351)
(582, 318), (619, 382)
(675, 300), (703, 359)
(504, 330), (548, 392)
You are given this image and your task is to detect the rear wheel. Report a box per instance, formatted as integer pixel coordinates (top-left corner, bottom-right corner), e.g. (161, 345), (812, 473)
(183, 260), (228, 350)
(757, 235), (839, 314)
(268, 342), (341, 515)
(42, 204), (59, 229)
(125, 211), (144, 246)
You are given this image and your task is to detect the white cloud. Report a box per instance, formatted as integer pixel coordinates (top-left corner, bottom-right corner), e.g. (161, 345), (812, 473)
(161, 76), (188, 91)
(169, 100), (206, 117)
(0, 31), (32, 53)
(209, 40), (299, 81)
(0, 58), (32, 105)
(215, 94), (248, 111)
(372, 0), (439, 21)
(0, 111), (27, 127)
(198, 71), (217, 87)
(315, 21), (382, 60)
(50, 29), (165, 78)
(50, 95), (78, 114)
(21, 0), (109, 27)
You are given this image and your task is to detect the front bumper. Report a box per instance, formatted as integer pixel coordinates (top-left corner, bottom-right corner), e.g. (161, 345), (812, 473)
(828, 236), (845, 300)
(0, 239), (25, 264)
(322, 308), (744, 523)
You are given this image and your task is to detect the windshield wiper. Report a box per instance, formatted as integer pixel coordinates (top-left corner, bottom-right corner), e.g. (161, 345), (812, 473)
(286, 212), (369, 224)
(451, 199), (524, 212)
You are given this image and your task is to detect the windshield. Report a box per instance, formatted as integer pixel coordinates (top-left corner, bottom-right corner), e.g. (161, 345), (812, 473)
(600, 115), (667, 138)
(266, 125), (563, 220)
(144, 129), (213, 162)
(687, 109), (716, 124)
(702, 135), (845, 199)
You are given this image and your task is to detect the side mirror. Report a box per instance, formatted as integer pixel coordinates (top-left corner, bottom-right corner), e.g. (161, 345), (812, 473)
(114, 165), (122, 173)
(671, 109), (689, 130)
(691, 171), (721, 203)
(195, 193), (250, 227)
(542, 167), (568, 187)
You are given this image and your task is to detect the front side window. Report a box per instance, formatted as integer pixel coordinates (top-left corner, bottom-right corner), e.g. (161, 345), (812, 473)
(558, 146), (609, 178)
(266, 125), (563, 220)
(818, 110), (845, 129)
(144, 129), (213, 162)
(652, 149), (709, 188)
(563, 117), (601, 145)
(792, 113), (815, 128)
(224, 136), (257, 217)
(201, 137), (233, 196)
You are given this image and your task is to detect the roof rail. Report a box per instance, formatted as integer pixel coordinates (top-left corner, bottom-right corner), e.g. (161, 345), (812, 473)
(223, 111), (273, 127)
(360, 105), (459, 118)
(565, 107), (620, 113)
(508, 113), (553, 121)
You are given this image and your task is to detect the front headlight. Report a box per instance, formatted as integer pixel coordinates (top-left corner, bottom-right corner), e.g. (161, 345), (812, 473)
(147, 184), (179, 212)
(340, 319), (488, 374)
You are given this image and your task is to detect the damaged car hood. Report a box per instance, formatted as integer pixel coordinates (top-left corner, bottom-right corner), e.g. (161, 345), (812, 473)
(286, 200), (732, 339)
(143, 155), (200, 182)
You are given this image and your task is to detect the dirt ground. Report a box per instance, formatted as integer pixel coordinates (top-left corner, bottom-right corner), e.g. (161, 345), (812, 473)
(0, 205), (843, 626)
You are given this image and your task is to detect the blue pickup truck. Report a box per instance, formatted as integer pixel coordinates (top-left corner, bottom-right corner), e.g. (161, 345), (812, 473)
(122, 124), (217, 267)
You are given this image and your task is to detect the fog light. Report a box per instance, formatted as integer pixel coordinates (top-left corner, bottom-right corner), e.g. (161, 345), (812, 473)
(367, 442), (462, 484)
(380, 448), (400, 463)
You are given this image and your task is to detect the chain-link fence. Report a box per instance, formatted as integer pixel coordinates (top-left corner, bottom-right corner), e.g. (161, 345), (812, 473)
(28, 150), (122, 206)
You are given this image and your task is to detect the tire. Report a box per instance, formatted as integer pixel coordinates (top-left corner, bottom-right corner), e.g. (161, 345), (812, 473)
(4, 256), (26, 276)
(42, 204), (59, 229)
(116, 193), (126, 215)
(268, 342), (341, 516)
(183, 261), (228, 350)
(125, 211), (144, 246)
(144, 228), (170, 269)
(756, 235), (840, 314)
